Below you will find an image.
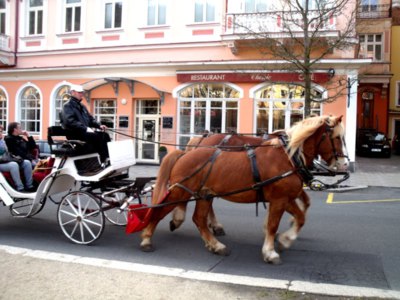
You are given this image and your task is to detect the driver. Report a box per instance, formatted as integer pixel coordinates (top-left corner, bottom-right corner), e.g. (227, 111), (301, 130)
(60, 84), (111, 164)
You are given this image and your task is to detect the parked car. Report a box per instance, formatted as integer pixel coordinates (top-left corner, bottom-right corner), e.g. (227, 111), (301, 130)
(356, 130), (391, 158)
(36, 140), (52, 159)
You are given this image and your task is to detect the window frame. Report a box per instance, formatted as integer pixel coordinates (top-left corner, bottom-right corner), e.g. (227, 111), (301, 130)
(104, 0), (123, 29)
(194, 0), (216, 23)
(176, 83), (240, 149)
(358, 33), (383, 61)
(18, 85), (42, 135)
(0, 86), (8, 129)
(64, 0), (82, 33)
(0, 0), (6, 35)
(147, 0), (167, 26)
(396, 81), (400, 107)
(27, 0), (44, 36)
(94, 99), (117, 140)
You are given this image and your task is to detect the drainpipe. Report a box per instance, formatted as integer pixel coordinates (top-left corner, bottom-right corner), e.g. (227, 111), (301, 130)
(13, 0), (19, 66)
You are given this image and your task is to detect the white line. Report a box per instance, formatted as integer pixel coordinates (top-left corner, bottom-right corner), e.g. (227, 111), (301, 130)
(1, 245), (399, 299)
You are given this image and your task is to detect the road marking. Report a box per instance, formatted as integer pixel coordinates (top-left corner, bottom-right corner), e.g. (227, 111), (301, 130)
(1, 244), (399, 299)
(326, 193), (400, 204)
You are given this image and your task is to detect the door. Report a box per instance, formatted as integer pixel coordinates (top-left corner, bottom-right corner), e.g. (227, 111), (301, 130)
(137, 117), (160, 162)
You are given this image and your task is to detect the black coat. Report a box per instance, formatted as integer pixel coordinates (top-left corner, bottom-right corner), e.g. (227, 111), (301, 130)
(61, 96), (101, 137)
(5, 134), (37, 160)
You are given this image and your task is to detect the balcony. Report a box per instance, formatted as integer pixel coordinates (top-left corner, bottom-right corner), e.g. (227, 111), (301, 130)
(357, 4), (391, 19)
(223, 11), (337, 38)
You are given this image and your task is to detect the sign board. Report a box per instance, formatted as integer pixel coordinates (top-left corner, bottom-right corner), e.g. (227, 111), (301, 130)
(162, 116), (173, 129)
(177, 72), (330, 84)
(108, 140), (136, 168)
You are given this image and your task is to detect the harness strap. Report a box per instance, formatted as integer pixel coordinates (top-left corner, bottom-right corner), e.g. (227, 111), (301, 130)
(218, 134), (232, 147)
(246, 147), (267, 216)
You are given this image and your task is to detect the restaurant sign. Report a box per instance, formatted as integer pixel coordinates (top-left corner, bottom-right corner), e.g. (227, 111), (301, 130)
(177, 72), (330, 84)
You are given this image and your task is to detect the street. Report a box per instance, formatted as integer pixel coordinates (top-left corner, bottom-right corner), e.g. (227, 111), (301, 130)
(1, 186), (399, 294)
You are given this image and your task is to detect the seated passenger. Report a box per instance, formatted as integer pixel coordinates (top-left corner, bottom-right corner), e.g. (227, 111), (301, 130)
(60, 84), (111, 163)
(0, 126), (35, 193)
(5, 122), (39, 167)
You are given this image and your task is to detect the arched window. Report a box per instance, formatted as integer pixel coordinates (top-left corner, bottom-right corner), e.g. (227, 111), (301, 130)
(254, 83), (322, 134)
(177, 83), (240, 148)
(0, 88), (7, 128)
(54, 85), (71, 125)
(20, 86), (41, 134)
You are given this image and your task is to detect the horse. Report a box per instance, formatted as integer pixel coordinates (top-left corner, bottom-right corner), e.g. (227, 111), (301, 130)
(170, 131), (310, 237)
(141, 115), (347, 264)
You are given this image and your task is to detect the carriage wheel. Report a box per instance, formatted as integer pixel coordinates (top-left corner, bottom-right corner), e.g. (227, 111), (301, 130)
(57, 191), (105, 245)
(103, 192), (129, 226)
(9, 198), (44, 218)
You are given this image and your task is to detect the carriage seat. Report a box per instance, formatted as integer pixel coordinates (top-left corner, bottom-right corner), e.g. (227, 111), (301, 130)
(47, 126), (95, 157)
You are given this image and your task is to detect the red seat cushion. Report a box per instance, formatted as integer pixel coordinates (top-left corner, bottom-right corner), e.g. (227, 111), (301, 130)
(32, 157), (55, 183)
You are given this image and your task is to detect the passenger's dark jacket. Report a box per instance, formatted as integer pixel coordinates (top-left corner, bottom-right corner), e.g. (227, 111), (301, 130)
(61, 96), (101, 137)
(5, 134), (37, 160)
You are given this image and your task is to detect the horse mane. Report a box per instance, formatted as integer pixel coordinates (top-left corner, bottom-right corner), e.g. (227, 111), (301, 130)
(286, 115), (344, 158)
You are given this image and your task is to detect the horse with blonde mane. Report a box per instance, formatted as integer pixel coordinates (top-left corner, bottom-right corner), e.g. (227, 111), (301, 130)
(142, 115), (347, 264)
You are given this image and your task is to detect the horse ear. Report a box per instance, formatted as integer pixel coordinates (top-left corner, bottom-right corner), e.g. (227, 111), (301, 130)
(338, 115), (343, 123)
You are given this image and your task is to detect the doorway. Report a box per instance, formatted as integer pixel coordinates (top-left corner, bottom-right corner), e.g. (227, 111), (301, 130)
(135, 100), (161, 163)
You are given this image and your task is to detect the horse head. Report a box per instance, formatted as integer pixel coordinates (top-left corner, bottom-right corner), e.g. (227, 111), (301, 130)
(287, 115), (348, 171)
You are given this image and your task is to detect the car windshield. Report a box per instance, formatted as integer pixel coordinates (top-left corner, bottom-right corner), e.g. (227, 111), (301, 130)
(367, 133), (386, 141)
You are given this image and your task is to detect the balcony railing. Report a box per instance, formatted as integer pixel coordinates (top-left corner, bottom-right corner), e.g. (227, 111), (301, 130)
(0, 34), (9, 50)
(357, 4), (391, 19)
(224, 11), (336, 36)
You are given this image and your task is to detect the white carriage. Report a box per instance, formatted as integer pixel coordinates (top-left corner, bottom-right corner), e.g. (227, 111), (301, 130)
(0, 126), (155, 245)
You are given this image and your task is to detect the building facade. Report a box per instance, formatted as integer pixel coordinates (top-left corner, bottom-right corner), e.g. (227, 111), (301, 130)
(0, 0), (374, 167)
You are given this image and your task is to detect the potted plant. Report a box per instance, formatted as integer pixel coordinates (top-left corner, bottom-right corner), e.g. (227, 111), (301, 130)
(159, 146), (168, 164)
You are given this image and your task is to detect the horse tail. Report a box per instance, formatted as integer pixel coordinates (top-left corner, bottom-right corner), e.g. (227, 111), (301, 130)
(152, 149), (184, 204)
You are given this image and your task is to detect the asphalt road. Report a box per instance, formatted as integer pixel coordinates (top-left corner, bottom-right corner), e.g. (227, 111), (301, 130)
(1, 186), (399, 294)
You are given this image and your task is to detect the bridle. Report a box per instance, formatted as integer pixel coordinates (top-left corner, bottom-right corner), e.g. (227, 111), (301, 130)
(315, 123), (348, 165)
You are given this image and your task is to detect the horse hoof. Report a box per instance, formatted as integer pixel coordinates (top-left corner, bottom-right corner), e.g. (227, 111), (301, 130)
(269, 257), (282, 265)
(140, 244), (155, 252)
(213, 227), (226, 236)
(215, 247), (231, 256)
(169, 220), (177, 232)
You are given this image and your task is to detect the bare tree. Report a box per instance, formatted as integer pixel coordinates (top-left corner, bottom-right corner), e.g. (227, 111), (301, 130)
(232, 0), (361, 116)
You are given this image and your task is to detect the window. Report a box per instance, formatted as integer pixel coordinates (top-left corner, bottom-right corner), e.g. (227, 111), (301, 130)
(0, 0), (5, 35)
(397, 82), (400, 106)
(254, 84), (322, 134)
(54, 85), (71, 126)
(0, 88), (7, 129)
(104, 0), (122, 29)
(147, 0), (166, 26)
(28, 0), (43, 35)
(94, 99), (116, 139)
(359, 34), (383, 61)
(361, 0), (377, 12)
(245, 0), (269, 13)
(65, 0), (81, 32)
(177, 83), (240, 149)
(20, 86), (41, 134)
(194, 0), (215, 23)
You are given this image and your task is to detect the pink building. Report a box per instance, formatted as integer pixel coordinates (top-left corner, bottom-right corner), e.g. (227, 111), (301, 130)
(0, 0), (371, 168)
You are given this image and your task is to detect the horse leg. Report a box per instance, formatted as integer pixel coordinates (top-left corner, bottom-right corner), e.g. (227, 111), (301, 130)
(170, 204), (187, 232)
(290, 190), (310, 224)
(278, 199), (306, 250)
(262, 201), (286, 264)
(192, 199), (230, 256)
(140, 204), (177, 252)
(207, 203), (226, 236)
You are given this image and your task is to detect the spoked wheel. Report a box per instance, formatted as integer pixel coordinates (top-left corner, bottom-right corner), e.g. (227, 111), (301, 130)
(57, 191), (105, 245)
(9, 198), (44, 218)
(103, 192), (130, 226)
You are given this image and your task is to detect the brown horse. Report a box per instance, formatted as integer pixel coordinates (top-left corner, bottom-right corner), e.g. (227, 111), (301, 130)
(170, 131), (303, 236)
(141, 115), (347, 264)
